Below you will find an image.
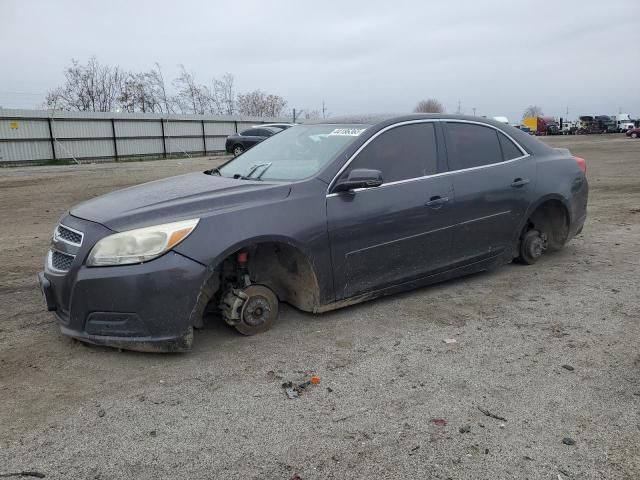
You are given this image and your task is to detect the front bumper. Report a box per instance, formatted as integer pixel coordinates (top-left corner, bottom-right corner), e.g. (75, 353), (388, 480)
(39, 215), (208, 352)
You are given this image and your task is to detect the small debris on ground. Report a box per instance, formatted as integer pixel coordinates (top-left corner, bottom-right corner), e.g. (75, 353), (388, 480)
(431, 418), (447, 426)
(282, 374), (322, 399)
(443, 338), (457, 344)
(285, 388), (299, 399)
(562, 437), (576, 446)
(149, 430), (157, 437)
(477, 406), (507, 422)
(459, 425), (471, 433)
(562, 364), (575, 371)
(97, 409), (105, 418)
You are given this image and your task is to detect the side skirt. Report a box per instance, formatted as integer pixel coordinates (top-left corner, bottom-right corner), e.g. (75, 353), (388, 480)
(314, 253), (505, 313)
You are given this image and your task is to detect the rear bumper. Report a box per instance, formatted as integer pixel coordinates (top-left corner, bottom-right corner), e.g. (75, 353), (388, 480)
(39, 250), (208, 352)
(568, 175), (588, 239)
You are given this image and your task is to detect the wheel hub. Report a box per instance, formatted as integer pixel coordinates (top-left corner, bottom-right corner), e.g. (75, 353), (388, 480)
(529, 236), (544, 258)
(242, 295), (271, 327)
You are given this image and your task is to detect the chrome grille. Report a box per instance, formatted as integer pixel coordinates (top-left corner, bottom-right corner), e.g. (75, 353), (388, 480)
(51, 250), (75, 272)
(55, 224), (83, 246)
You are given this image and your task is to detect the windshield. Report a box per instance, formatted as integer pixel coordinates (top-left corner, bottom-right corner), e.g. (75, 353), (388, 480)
(219, 124), (370, 181)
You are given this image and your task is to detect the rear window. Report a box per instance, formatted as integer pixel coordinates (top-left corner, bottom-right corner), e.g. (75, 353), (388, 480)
(445, 123), (503, 170)
(241, 128), (262, 136)
(498, 133), (523, 160)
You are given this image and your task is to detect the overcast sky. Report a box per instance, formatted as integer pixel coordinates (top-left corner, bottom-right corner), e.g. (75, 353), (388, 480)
(1, 0), (638, 121)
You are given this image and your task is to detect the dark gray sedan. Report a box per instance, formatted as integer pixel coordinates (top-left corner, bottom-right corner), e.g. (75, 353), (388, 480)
(39, 114), (588, 352)
(225, 126), (282, 156)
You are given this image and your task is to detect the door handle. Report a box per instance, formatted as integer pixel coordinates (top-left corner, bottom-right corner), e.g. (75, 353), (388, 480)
(426, 196), (449, 208)
(511, 178), (530, 188)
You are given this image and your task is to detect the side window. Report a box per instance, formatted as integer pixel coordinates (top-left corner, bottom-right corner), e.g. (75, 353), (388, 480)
(241, 128), (258, 136)
(498, 132), (524, 160)
(344, 123), (438, 184)
(252, 129), (267, 137)
(445, 123), (502, 170)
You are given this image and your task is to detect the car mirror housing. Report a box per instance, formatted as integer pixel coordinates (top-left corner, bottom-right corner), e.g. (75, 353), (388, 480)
(333, 168), (383, 193)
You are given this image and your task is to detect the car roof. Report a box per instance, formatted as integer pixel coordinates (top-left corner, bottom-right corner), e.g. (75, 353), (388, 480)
(306, 113), (553, 155)
(244, 126), (283, 133)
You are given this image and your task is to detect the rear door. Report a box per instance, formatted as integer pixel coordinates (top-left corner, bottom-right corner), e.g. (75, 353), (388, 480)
(444, 121), (536, 263)
(327, 121), (455, 299)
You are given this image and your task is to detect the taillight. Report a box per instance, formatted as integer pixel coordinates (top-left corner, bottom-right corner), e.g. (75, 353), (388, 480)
(574, 156), (586, 173)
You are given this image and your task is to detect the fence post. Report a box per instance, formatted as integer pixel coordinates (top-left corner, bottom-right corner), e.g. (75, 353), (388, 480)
(160, 118), (167, 158)
(201, 119), (207, 155)
(110, 118), (119, 161)
(47, 117), (57, 161)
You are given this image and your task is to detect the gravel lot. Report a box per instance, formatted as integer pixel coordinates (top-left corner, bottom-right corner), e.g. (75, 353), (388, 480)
(1, 135), (639, 479)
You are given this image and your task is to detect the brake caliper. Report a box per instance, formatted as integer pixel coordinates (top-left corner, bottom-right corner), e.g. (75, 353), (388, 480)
(220, 288), (248, 326)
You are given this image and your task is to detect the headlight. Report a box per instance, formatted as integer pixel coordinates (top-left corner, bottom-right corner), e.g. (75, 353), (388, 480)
(86, 219), (199, 266)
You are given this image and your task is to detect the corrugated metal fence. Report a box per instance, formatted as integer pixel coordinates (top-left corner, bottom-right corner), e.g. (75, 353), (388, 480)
(0, 108), (288, 164)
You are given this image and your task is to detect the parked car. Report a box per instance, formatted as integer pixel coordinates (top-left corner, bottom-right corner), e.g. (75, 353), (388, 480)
(253, 123), (296, 130)
(626, 127), (640, 138)
(38, 114), (588, 352)
(225, 126), (283, 156)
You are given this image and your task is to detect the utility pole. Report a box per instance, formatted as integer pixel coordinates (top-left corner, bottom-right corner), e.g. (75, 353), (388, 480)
(322, 100), (327, 119)
(472, 107), (476, 116)
(456, 100), (461, 115)
(292, 108), (296, 123)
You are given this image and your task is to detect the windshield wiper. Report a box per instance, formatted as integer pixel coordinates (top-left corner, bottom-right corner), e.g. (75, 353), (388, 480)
(240, 162), (272, 180)
(206, 167), (222, 176)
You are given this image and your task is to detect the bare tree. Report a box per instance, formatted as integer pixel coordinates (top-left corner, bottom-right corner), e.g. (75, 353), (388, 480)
(172, 65), (213, 114)
(45, 57), (125, 112)
(119, 72), (160, 113)
(237, 90), (287, 117)
(414, 98), (445, 113)
(45, 58), (289, 117)
(212, 73), (236, 115)
(522, 105), (544, 119)
(149, 63), (174, 114)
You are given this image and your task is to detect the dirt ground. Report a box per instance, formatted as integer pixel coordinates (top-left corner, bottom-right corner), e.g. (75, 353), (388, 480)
(1, 135), (639, 479)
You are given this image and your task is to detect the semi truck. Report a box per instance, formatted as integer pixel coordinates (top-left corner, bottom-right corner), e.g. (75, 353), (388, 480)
(522, 116), (560, 135)
(612, 114), (634, 132)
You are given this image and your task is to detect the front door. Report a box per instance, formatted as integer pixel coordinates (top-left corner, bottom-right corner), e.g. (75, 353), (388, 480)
(327, 122), (455, 299)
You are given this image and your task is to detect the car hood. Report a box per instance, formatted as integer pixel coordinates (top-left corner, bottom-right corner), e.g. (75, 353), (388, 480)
(71, 172), (291, 231)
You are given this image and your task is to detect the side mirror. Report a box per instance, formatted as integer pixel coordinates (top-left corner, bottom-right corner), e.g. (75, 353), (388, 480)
(333, 168), (383, 193)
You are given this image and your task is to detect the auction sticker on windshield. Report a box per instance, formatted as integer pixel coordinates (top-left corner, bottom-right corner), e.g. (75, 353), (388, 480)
(328, 128), (366, 136)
